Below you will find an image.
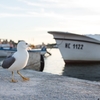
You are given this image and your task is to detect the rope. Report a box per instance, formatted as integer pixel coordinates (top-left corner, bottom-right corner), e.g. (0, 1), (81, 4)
(56, 35), (65, 47)
(56, 40), (64, 47)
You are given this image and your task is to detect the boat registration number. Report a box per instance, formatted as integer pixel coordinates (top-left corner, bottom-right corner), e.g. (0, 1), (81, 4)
(65, 43), (84, 50)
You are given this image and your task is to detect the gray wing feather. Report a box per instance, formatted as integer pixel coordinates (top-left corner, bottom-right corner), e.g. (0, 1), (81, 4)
(2, 55), (15, 69)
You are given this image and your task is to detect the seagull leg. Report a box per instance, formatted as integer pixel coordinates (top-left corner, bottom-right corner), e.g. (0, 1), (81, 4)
(11, 71), (18, 83)
(17, 71), (29, 81)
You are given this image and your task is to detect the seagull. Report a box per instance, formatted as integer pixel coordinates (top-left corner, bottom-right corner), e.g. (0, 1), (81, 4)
(2, 41), (29, 83)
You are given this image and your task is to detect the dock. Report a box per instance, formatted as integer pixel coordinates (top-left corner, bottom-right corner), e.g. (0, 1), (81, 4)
(0, 68), (100, 100)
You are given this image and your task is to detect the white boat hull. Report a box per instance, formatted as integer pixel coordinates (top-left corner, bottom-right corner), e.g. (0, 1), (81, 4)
(0, 49), (46, 57)
(48, 31), (100, 63)
(0, 50), (8, 57)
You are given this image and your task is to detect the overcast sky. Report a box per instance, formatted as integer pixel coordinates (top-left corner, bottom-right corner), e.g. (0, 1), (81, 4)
(0, 0), (100, 44)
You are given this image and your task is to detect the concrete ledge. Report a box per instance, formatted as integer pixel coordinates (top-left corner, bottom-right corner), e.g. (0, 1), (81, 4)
(0, 68), (100, 100)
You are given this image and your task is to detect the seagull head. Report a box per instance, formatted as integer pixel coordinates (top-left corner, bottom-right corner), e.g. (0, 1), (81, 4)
(17, 41), (29, 51)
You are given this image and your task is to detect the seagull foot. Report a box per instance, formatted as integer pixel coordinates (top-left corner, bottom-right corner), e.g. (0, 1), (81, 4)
(22, 77), (30, 81)
(11, 79), (18, 83)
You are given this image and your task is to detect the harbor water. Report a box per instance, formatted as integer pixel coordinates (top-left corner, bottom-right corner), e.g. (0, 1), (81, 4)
(1, 48), (100, 81)
(43, 48), (100, 81)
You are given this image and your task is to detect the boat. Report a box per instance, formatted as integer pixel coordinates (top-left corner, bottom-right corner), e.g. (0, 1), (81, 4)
(0, 48), (45, 71)
(0, 46), (46, 57)
(0, 44), (12, 57)
(48, 31), (100, 64)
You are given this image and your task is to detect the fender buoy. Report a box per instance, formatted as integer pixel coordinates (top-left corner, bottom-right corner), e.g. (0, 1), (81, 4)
(40, 54), (45, 71)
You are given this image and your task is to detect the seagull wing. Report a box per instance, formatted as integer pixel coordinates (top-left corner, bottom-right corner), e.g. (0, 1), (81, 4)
(2, 55), (16, 69)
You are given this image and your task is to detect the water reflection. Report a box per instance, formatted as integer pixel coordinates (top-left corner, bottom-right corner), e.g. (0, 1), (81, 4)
(44, 49), (100, 81)
(43, 49), (64, 75)
(63, 63), (100, 81)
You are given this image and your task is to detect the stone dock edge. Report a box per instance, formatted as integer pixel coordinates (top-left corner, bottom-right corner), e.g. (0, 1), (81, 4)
(0, 68), (100, 100)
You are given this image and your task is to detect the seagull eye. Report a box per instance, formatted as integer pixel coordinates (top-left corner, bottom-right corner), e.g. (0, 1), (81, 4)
(26, 43), (28, 45)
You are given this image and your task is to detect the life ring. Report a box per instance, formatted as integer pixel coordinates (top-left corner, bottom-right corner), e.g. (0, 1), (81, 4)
(40, 54), (45, 71)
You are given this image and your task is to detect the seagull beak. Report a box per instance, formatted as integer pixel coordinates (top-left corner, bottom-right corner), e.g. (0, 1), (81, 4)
(27, 44), (31, 50)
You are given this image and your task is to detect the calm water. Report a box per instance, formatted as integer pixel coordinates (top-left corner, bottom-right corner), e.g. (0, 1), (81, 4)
(1, 49), (100, 81)
(44, 49), (100, 81)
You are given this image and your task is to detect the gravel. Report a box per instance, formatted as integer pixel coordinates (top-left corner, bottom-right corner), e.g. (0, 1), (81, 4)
(0, 67), (100, 100)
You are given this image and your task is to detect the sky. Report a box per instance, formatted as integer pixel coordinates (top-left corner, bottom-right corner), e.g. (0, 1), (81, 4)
(0, 0), (100, 45)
